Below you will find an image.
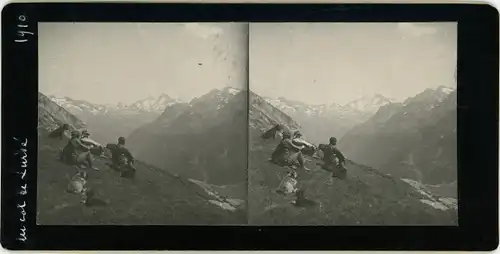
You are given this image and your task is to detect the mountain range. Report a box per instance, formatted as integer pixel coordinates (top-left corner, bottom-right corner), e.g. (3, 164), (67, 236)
(49, 93), (180, 115)
(49, 91), (395, 144)
(48, 93), (182, 143)
(264, 94), (393, 143)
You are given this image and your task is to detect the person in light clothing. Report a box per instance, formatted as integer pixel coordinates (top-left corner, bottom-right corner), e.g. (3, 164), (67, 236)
(292, 131), (314, 148)
(60, 130), (99, 171)
(271, 131), (310, 171)
(292, 131), (316, 156)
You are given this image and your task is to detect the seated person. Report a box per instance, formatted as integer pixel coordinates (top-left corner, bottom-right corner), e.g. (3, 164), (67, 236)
(48, 124), (70, 140)
(60, 130), (99, 171)
(81, 129), (90, 139)
(261, 124), (285, 140)
(106, 137), (135, 172)
(74, 130), (105, 156)
(318, 137), (347, 179)
(292, 131), (316, 156)
(80, 134), (102, 150)
(271, 131), (310, 171)
(292, 131), (313, 147)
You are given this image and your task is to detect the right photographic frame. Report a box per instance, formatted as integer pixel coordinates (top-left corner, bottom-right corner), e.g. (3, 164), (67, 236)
(248, 22), (458, 226)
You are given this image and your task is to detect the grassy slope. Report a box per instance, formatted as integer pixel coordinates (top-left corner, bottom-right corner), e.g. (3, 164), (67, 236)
(248, 136), (458, 225)
(36, 134), (246, 225)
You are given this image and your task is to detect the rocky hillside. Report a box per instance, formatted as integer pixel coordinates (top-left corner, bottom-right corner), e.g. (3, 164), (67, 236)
(38, 92), (87, 133)
(339, 86), (457, 189)
(249, 92), (301, 135)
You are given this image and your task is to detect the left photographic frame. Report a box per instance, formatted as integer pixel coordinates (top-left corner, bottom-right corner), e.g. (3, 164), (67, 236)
(37, 22), (249, 226)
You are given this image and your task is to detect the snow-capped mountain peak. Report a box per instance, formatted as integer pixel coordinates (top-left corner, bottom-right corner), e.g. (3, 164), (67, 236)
(264, 93), (393, 119)
(343, 94), (392, 113)
(49, 96), (70, 105)
(403, 86), (456, 106)
(223, 86), (241, 96)
(157, 93), (172, 103)
(191, 86), (243, 108)
(264, 97), (312, 115)
(129, 93), (180, 113)
(436, 85), (455, 95)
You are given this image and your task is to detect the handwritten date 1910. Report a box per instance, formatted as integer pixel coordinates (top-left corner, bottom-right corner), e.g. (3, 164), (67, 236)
(15, 15), (34, 43)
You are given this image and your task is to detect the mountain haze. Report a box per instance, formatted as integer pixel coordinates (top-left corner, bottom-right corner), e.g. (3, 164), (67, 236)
(49, 94), (182, 143)
(265, 94), (392, 143)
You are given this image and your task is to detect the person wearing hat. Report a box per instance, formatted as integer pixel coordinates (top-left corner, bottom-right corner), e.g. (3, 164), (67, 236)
(292, 130), (315, 147)
(106, 137), (135, 176)
(270, 131), (310, 172)
(81, 129), (90, 139)
(60, 130), (99, 170)
(48, 123), (70, 140)
(261, 124), (285, 140)
(79, 130), (103, 151)
(319, 137), (347, 178)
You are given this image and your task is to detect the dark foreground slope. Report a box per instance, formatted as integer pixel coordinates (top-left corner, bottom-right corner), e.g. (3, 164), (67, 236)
(37, 132), (246, 225)
(248, 134), (458, 225)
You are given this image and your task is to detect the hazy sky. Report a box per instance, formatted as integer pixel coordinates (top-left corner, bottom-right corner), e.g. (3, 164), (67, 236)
(39, 23), (247, 105)
(250, 22), (457, 105)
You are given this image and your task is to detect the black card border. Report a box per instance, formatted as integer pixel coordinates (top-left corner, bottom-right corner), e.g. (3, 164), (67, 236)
(1, 2), (499, 251)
